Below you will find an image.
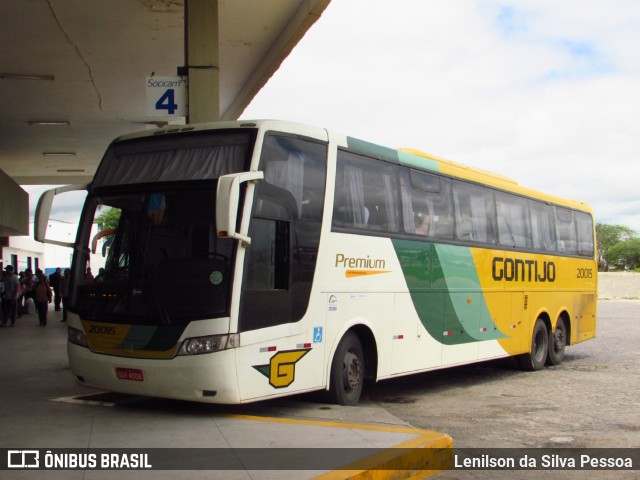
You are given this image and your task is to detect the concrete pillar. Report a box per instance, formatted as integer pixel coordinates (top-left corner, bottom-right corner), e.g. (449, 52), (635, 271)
(185, 0), (220, 123)
(0, 169), (29, 237)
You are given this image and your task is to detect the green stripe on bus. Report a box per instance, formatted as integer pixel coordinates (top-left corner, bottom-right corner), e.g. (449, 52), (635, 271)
(392, 239), (506, 345)
(433, 244), (506, 342)
(397, 150), (439, 172)
(346, 137), (439, 172)
(346, 137), (401, 163)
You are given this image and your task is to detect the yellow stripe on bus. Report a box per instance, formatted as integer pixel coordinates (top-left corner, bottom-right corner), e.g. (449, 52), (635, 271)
(345, 270), (392, 278)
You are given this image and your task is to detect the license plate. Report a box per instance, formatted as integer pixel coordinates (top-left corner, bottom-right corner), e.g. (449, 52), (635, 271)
(115, 367), (144, 382)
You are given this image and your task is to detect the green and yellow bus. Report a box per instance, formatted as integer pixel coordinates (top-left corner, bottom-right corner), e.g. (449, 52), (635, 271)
(36, 120), (597, 405)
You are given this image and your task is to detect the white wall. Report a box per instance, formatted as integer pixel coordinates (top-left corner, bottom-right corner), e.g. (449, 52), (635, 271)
(598, 272), (640, 299)
(1, 221), (75, 272)
(42, 220), (76, 270)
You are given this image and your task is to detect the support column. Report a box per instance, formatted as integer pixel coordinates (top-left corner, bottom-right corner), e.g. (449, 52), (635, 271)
(185, 0), (220, 123)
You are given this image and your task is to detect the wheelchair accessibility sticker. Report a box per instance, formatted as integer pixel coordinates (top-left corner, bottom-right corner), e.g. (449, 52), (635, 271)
(313, 327), (323, 343)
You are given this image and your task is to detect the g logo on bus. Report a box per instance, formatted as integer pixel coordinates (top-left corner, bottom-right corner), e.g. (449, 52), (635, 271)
(253, 349), (310, 389)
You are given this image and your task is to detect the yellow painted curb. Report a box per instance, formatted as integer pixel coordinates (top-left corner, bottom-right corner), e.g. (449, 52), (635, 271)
(224, 413), (454, 479)
(312, 432), (453, 480)
(51, 397), (454, 478)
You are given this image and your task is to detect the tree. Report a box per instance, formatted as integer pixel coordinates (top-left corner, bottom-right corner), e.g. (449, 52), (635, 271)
(596, 223), (636, 271)
(94, 207), (121, 232)
(605, 238), (640, 271)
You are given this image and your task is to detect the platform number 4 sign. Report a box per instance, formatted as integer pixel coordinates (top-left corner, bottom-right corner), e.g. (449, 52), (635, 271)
(146, 76), (188, 117)
(155, 89), (178, 114)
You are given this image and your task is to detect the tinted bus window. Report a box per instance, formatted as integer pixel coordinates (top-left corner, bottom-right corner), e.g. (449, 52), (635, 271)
(575, 211), (595, 257)
(530, 200), (557, 252)
(555, 207), (578, 255)
(452, 181), (496, 244)
(401, 169), (454, 239)
(496, 192), (531, 248)
(333, 151), (400, 233)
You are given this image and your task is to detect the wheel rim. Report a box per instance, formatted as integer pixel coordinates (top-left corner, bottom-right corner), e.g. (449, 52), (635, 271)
(343, 349), (362, 392)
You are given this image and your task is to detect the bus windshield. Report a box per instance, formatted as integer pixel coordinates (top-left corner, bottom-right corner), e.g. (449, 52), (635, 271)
(73, 187), (234, 325)
(70, 130), (255, 325)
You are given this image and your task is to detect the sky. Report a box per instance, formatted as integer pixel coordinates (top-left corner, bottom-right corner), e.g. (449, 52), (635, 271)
(241, 0), (640, 232)
(26, 0), (640, 232)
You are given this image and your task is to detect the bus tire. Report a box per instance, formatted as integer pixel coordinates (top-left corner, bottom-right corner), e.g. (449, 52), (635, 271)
(517, 317), (548, 371)
(546, 317), (567, 366)
(328, 332), (364, 406)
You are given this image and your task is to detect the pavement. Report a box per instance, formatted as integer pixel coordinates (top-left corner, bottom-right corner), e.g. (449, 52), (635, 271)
(0, 306), (452, 479)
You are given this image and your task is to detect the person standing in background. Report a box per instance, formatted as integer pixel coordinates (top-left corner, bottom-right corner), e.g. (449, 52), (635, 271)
(0, 269), (6, 325)
(83, 267), (94, 283)
(34, 273), (52, 326)
(60, 268), (71, 322)
(1, 265), (19, 327)
(19, 268), (35, 312)
(49, 267), (62, 312)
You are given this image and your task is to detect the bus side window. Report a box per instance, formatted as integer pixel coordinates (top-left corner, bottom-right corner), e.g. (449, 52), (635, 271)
(401, 169), (454, 239)
(364, 170), (399, 232)
(555, 207), (578, 255)
(496, 192), (531, 249)
(530, 200), (557, 252)
(259, 134), (327, 222)
(575, 211), (595, 257)
(333, 150), (399, 233)
(452, 181), (496, 245)
(333, 162), (369, 228)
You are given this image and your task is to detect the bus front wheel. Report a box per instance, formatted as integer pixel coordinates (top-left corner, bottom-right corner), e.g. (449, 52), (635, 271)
(328, 332), (364, 406)
(517, 318), (549, 371)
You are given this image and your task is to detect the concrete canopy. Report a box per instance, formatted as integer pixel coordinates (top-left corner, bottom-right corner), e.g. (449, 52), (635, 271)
(0, 0), (330, 186)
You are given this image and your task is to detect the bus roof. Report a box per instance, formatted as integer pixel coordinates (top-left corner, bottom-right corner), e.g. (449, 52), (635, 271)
(110, 120), (592, 214)
(345, 135), (592, 214)
(398, 147), (592, 214)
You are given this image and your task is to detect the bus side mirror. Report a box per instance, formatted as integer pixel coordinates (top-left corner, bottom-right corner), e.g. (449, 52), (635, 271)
(35, 184), (88, 247)
(216, 171), (264, 246)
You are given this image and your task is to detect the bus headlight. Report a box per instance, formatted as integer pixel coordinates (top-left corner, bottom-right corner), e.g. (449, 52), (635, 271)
(178, 334), (239, 356)
(68, 326), (89, 348)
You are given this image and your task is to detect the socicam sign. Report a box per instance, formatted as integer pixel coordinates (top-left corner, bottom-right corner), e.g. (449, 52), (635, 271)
(145, 76), (188, 117)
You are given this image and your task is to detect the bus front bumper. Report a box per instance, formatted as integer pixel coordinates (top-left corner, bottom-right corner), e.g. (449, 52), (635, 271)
(67, 342), (242, 404)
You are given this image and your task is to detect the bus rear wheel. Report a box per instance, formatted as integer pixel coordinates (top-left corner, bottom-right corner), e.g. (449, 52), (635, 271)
(517, 317), (548, 371)
(328, 332), (364, 406)
(546, 317), (567, 366)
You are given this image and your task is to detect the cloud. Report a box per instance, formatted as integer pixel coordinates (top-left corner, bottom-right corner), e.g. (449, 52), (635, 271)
(23, 185), (87, 224)
(242, 0), (640, 231)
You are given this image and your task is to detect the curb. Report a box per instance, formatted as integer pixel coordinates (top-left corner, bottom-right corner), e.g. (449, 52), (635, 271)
(227, 414), (454, 479)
